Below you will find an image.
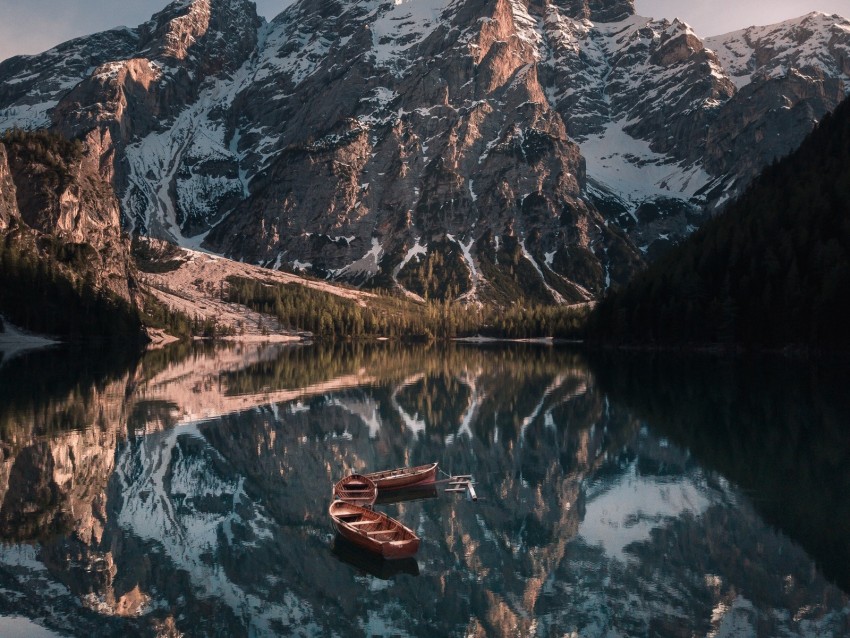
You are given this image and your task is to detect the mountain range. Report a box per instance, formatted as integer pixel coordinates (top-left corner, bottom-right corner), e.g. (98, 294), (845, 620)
(1, 0), (849, 304)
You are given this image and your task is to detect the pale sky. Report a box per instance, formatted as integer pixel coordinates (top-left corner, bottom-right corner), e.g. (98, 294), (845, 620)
(0, 0), (847, 63)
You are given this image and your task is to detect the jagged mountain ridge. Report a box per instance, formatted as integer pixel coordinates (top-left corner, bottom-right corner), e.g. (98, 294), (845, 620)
(1, 0), (848, 303)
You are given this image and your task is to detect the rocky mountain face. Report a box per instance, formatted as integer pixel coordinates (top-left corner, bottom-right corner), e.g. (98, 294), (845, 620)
(0, 132), (137, 303)
(0, 144), (16, 231)
(1, 0), (848, 303)
(541, 9), (850, 257)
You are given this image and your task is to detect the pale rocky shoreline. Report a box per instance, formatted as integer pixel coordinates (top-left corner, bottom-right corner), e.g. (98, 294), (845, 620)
(139, 245), (371, 345)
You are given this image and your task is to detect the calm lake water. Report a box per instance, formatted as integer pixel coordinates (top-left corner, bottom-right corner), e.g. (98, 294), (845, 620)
(0, 341), (848, 637)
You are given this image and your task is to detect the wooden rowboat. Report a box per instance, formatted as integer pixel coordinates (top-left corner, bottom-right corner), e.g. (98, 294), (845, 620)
(332, 474), (377, 506)
(363, 462), (438, 491)
(329, 500), (420, 559)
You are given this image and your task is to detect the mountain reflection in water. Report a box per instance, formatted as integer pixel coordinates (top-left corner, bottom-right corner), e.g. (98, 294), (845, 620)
(0, 341), (848, 637)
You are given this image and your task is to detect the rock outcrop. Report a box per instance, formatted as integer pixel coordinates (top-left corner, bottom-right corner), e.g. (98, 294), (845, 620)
(51, 0), (261, 239)
(556, 0), (636, 22)
(0, 0), (848, 302)
(0, 144), (17, 231)
(703, 12), (850, 181)
(0, 131), (137, 302)
(202, 0), (642, 302)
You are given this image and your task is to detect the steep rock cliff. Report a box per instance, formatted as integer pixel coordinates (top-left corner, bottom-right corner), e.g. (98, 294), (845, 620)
(1, 131), (137, 303)
(0, 0), (848, 302)
(0, 144), (17, 231)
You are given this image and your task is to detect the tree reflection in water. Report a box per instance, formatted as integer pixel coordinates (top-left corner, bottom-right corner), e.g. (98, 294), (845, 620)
(0, 342), (846, 636)
(590, 350), (850, 594)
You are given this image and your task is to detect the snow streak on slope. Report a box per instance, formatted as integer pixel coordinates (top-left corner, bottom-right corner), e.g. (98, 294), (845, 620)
(123, 58), (257, 240)
(507, 0), (543, 54)
(0, 100), (56, 131)
(520, 239), (566, 304)
(336, 237), (384, 277)
(580, 121), (713, 202)
(370, 0), (456, 71)
(254, 11), (334, 86)
(447, 233), (481, 302)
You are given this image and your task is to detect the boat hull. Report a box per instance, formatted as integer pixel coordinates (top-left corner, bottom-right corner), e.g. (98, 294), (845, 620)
(332, 523), (420, 559)
(363, 463), (438, 491)
(329, 501), (420, 560)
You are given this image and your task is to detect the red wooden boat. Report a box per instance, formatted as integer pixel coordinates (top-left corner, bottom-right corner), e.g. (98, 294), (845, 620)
(363, 462), (438, 491)
(332, 474), (377, 507)
(329, 501), (420, 559)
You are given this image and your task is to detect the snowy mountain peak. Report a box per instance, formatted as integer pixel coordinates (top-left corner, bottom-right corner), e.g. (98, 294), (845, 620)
(1, 1), (849, 303)
(706, 11), (850, 90)
(136, 0), (261, 75)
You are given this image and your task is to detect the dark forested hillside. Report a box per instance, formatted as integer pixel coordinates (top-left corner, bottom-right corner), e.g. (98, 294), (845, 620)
(587, 96), (850, 349)
(0, 130), (145, 341)
(0, 233), (143, 340)
(225, 276), (588, 341)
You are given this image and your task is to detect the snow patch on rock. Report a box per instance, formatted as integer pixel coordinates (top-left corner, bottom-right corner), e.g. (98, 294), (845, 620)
(580, 121), (713, 203)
